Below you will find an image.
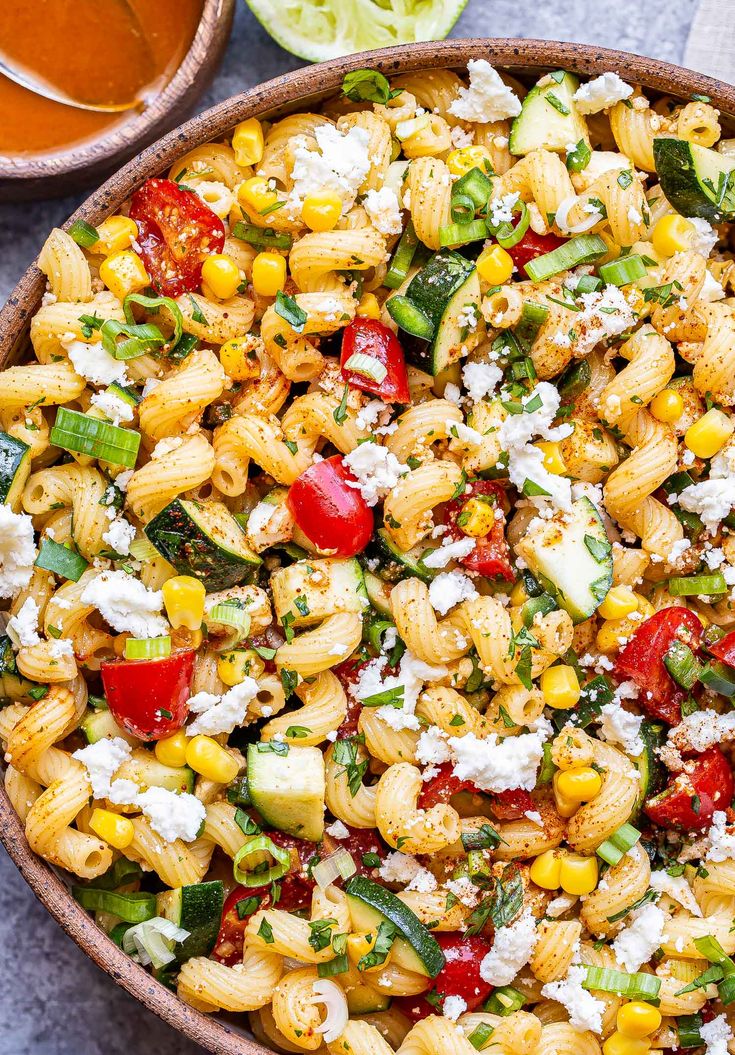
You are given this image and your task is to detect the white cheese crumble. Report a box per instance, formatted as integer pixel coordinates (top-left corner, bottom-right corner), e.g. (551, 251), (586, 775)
(6, 597), (41, 648)
(677, 443), (735, 533)
(573, 73), (633, 114)
(363, 187), (403, 236)
(706, 810), (735, 862)
(422, 536), (476, 569)
(135, 785), (206, 843)
(700, 1015), (733, 1055)
(65, 340), (129, 386)
(598, 702), (645, 756)
(428, 570), (479, 615)
(355, 399), (389, 431)
(449, 60), (522, 124)
(0, 507), (38, 599)
(448, 722), (551, 793)
(342, 443), (408, 506)
(575, 285), (636, 358)
(287, 124), (371, 217)
(379, 851), (424, 884)
(102, 516), (136, 556)
(541, 965), (604, 1033)
(689, 217), (719, 257)
(649, 869), (702, 916)
(72, 737), (132, 799)
(90, 389), (135, 425)
(499, 381), (573, 510)
(49, 637), (74, 659)
(415, 726), (452, 768)
(700, 270), (726, 302)
(325, 819), (350, 840)
(442, 995), (467, 1022)
(611, 902), (665, 972)
(405, 867), (438, 894)
(462, 361), (502, 402)
(81, 570), (167, 637)
(355, 651), (449, 728)
(187, 677), (260, 736)
(480, 909), (538, 986)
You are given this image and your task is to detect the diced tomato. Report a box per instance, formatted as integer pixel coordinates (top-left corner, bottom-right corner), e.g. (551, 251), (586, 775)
(287, 455), (373, 558)
(614, 607), (704, 725)
(418, 763), (474, 809)
(506, 229), (567, 277)
(442, 480), (513, 581)
(332, 658), (369, 735)
(709, 631), (735, 667)
(128, 177), (225, 297)
(645, 746), (734, 830)
(325, 825), (386, 877)
(395, 933), (494, 1021)
(340, 318), (411, 403)
(492, 788), (534, 821)
(100, 650), (195, 741)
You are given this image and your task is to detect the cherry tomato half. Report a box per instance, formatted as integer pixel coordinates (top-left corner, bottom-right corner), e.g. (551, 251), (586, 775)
(340, 318), (410, 403)
(287, 455), (373, 557)
(645, 747), (734, 830)
(443, 480), (513, 581)
(395, 933), (494, 1020)
(100, 650), (195, 741)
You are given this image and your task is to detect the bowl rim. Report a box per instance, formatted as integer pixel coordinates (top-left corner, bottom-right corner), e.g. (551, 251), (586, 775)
(0, 0), (235, 186)
(2, 35), (735, 1055)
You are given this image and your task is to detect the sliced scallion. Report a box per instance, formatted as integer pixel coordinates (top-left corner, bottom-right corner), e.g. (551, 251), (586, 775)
(343, 353), (388, 384)
(72, 886), (156, 923)
(68, 219), (100, 248)
(124, 293), (184, 350)
(312, 848), (356, 888)
(124, 636), (171, 660)
(438, 218), (488, 248)
(484, 986), (525, 1016)
(450, 192), (476, 224)
(524, 234), (607, 282)
(100, 319), (166, 360)
(50, 408), (141, 468)
(514, 301), (550, 352)
(583, 965), (661, 1002)
(207, 604), (251, 641)
(453, 166), (493, 210)
(128, 538), (160, 562)
(663, 640), (701, 689)
(677, 1013), (704, 1049)
(233, 835), (292, 886)
(596, 822), (641, 866)
(35, 538), (89, 582)
(699, 660), (735, 697)
(384, 220), (419, 290)
(122, 917), (190, 969)
(669, 572), (727, 596)
(575, 273), (603, 294)
(231, 221), (293, 251)
(598, 254), (648, 287)
(488, 198), (530, 249)
(467, 1023), (495, 1050)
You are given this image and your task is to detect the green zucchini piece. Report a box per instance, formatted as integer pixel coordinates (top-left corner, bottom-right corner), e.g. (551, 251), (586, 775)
(632, 720), (667, 818)
(347, 986), (392, 1013)
(81, 708), (137, 746)
(373, 529), (438, 584)
(0, 634), (35, 700)
(157, 881), (225, 961)
(117, 749), (195, 794)
(270, 557), (369, 628)
(653, 138), (735, 222)
(0, 432), (31, 511)
(246, 743), (326, 842)
(363, 571), (393, 618)
(509, 71), (589, 156)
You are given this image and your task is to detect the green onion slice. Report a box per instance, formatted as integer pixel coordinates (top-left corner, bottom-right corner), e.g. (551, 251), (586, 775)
(438, 219), (488, 248)
(233, 835), (292, 887)
(488, 198), (530, 249)
(343, 353), (388, 384)
(124, 293), (184, 350)
(68, 219), (100, 248)
(231, 221), (293, 251)
(124, 636), (171, 660)
(453, 166), (493, 210)
(451, 192), (476, 224)
(678, 1013), (704, 1049)
(524, 234), (607, 282)
(50, 408), (141, 468)
(583, 965), (661, 1002)
(596, 822), (641, 866)
(699, 660), (735, 697)
(484, 986), (525, 1016)
(122, 916), (190, 969)
(35, 538), (89, 582)
(467, 1023), (495, 1050)
(598, 254), (648, 287)
(384, 220), (419, 290)
(669, 572), (727, 596)
(72, 886), (156, 923)
(128, 538), (160, 562)
(100, 320), (166, 360)
(207, 604), (252, 641)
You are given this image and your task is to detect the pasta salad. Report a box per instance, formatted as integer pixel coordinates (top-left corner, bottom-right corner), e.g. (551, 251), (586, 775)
(4, 56), (735, 1055)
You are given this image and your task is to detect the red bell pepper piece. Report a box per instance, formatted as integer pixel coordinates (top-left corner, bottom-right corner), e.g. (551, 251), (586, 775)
(395, 933), (494, 1020)
(418, 763), (531, 819)
(128, 178), (225, 297)
(615, 607), (704, 725)
(645, 746), (734, 830)
(442, 480), (513, 581)
(100, 650), (195, 741)
(340, 318), (411, 404)
(709, 631), (735, 667)
(506, 229), (567, 277)
(286, 454), (373, 558)
(492, 787), (534, 821)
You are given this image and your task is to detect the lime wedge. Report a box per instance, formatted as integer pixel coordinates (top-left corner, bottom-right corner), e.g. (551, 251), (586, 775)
(244, 0), (468, 62)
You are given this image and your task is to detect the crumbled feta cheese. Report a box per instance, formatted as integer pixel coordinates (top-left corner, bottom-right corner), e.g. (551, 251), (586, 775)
(66, 340), (129, 386)
(700, 270), (726, 302)
(356, 399), (389, 431)
(488, 191), (520, 228)
(442, 995), (467, 1022)
(6, 597), (41, 648)
(443, 383), (462, 405)
(456, 304), (479, 331)
(342, 443), (408, 506)
(422, 536), (477, 569)
(450, 126), (474, 148)
(0, 507), (38, 599)
(575, 285), (636, 359)
(49, 637), (74, 659)
(90, 389), (135, 425)
(689, 217), (719, 257)
(462, 361), (502, 402)
(612, 902), (665, 972)
(669, 708), (735, 756)
(445, 875), (481, 908)
(379, 851), (424, 884)
(363, 187), (403, 236)
(428, 570), (479, 615)
(151, 436), (184, 460)
(406, 867), (438, 894)
(416, 727), (452, 768)
(480, 910), (538, 986)
(649, 869), (702, 916)
(287, 124), (371, 216)
(678, 477), (735, 535)
(499, 382), (574, 510)
(598, 702), (645, 756)
(700, 1015), (733, 1055)
(706, 810), (735, 862)
(355, 651), (449, 727)
(451, 420), (484, 446)
(135, 785), (206, 843)
(669, 538), (692, 563)
(102, 516), (136, 556)
(187, 677), (260, 736)
(449, 60), (522, 124)
(542, 965), (604, 1033)
(81, 570), (167, 637)
(325, 819), (350, 840)
(448, 726), (550, 793)
(115, 469), (134, 492)
(524, 810), (544, 827)
(573, 73), (633, 114)
(72, 737), (132, 799)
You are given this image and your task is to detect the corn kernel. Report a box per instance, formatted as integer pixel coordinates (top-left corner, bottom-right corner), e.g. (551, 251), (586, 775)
(685, 407), (734, 459)
(89, 807), (135, 850)
(553, 786), (579, 818)
(92, 215), (138, 256)
(510, 579), (530, 606)
(529, 849), (562, 890)
(162, 575), (206, 631)
(458, 496), (496, 538)
(603, 1032), (651, 1055)
(651, 213), (695, 257)
(597, 619), (633, 653)
(252, 251), (287, 297)
(559, 853), (599, 895)
(218, 649), (263, 687)
(633, 594), (655, 619)
(541, 665), (581, 709)
(535, 441), (567, 476)
(650, 388), (684, 424)
(347, 930), (392, 972)
(99, 250), (148, 301)
(302, 190), (343, 232)
(598, 586), (639, 621)
(238, 176), (279, 217)
(220, 336), (261, 381)
(477, 245), (514, 286)
(356, 292), (382, 319)
(155, 729), (189, 768)
(446, 145), (493, 177)
(232, 118), (265, 167)
(617, 1002), (662, 1040)
(556, 766), (603, 804)
(186, 735), (239, 783)
(201, 253), (241, 301)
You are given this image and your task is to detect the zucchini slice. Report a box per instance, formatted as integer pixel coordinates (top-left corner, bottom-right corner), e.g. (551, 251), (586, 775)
(0, 432), (31, 512)
(509, 71), (589, 156)
(116, 748), (195, 794)
(653, 138), (735, 222)
(0, 634), (35, 701)
(246, 743), (326, 842)
(270, 557), (369, 628)
(373, 529), (438, 584)
(81, 708), (137, 746)
(158, 881), (225, 962)
(145, 498), (261, 591)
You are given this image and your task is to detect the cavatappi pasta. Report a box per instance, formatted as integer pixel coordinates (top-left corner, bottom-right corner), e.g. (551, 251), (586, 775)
(5, 57), (735, 1055)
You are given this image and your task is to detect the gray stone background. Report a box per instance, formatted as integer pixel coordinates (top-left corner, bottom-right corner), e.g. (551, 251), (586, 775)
(0, 0), (702, 1051)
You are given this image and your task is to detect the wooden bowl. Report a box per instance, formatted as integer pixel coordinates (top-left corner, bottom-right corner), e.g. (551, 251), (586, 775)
(0, 0), (235, 202)
(2, 37), (735, 1055)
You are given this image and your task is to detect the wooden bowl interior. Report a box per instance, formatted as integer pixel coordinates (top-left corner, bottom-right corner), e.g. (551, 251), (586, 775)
(2, 37), (735, 1055)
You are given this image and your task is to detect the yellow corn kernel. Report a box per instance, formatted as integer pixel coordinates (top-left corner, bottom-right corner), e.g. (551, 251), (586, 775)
(252, 251), (287, 297)
(603, 1032), (651, 1055)
(99, 250), (148, 301)
(598, 586), (639, 621)
(535, 441), (567, 475)
(685, 407), (734, 459)
(559, 853), (599, 895)
(633, 594), (655, 619)
(510, 579), (529, 606)
(476, 245), (514, 286)
(220, 336), (261, 382)
(218, 649), (264, 687)
(356, 292), (382, 319)
(596, 618), (633, 654)
(446, 145), (493, 177)
(617, 1002), (662, 1040)
(529, 849), (562, 890)
(541, 665), (581, 709)
(155, 730), (189, 769)
(347, 930), (393, 973)
(302, 190), (343, 232)
(650, 388), (684, 424)
(162, 575), (206, 631)
(651, 213), (695, 257)
(185, 735), (239, 783)
(458, 496), (496, 538)
(554, 789), (579, 818)
(201, 253), (242, 300)
(238, 176), (279, 216)
(92, 215), (138, 256)
(556, 766), (603, 804)
(232, 118), (265, 167)
(89, 807), (135, 850)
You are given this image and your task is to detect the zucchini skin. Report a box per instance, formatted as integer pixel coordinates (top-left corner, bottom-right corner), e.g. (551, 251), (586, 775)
(401, 250), (476, 373)
(653, 138), (735, 222)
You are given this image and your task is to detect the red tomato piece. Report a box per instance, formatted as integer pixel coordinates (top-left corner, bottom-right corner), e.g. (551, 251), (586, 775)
(128, 177), (225, 297)
(326, 825), (386, 877)
(418, 763), (474, 809)
(287, 455), (373, 558)
(443, 480), (513, 581)
(332, 658), (369, 735)
(340, 318), (411, 403)
(100, 650), (195, 741)
(395, 933), (494, 1020)
(615, 607), (703, 724)
(645, 746), (734, 830)
(492, 788), (534, 821)
(710, 631), (735, 667)
(506, 229), (567, 276)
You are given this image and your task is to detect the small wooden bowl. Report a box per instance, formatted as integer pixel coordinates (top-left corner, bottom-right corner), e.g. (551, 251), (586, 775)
(0, 0), (235, 202)
(2, 38), (735, 1055)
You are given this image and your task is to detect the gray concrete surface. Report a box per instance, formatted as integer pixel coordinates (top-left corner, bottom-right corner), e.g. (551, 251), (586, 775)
(0, 0), (699, 1051)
